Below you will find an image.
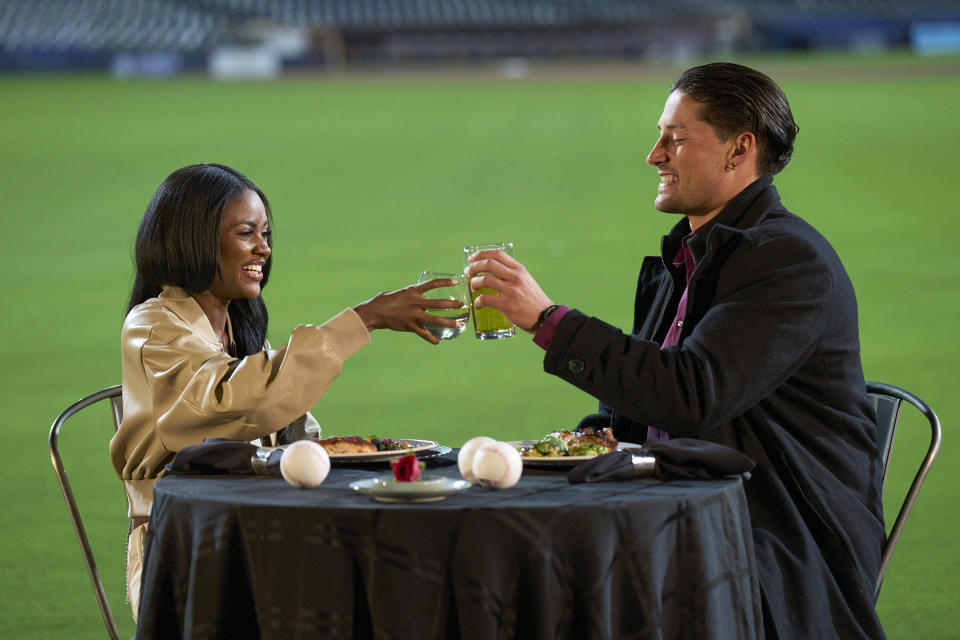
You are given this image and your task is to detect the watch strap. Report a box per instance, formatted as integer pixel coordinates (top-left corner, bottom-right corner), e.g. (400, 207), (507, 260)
(532, 304), (561, 331)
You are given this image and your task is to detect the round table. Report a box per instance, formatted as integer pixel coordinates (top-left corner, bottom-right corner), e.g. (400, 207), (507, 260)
(136, 451), (762, 640)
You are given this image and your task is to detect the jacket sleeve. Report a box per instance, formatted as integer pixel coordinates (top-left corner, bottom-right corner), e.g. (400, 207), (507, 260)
(278, 411), (321, 444)
(137, 309), (370, 452)
(545, 234), (833, 437)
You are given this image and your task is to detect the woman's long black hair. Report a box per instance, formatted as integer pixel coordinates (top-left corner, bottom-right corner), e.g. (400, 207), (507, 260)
(127, 163), (273, 357)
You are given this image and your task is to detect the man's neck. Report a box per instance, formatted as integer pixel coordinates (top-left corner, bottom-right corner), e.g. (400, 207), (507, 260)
(685, 171), (761, 232)
(686, 211), (718, 233)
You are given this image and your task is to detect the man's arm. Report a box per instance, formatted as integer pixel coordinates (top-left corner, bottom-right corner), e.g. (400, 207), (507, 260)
(469, 235), (835, 438)
(544, 234), (833, 436)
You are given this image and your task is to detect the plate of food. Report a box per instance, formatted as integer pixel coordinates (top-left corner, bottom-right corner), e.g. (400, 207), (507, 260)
(349, 476), (472, 503)
(511, 428), (630, 468)
(313, 435), (442, 463)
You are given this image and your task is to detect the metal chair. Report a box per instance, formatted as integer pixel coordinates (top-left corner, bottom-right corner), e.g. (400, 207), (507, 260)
(866, 381), (941, 600)
(48, 385), (124, 640)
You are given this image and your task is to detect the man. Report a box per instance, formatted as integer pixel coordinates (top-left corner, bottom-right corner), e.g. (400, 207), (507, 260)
(466, 62), (886, 639)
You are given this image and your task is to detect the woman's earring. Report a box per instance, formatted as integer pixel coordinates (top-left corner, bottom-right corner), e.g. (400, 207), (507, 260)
(726, 162), (737, 172)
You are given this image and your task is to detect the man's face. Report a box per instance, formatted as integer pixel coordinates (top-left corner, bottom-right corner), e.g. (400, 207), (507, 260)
(647, 91), (734, 224)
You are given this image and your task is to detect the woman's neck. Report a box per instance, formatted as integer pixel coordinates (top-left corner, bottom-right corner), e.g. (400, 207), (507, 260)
(192, 291), (231, 347)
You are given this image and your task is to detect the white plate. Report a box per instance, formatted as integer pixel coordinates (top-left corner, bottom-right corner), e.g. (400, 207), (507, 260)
(321, 438), (440, 462)
(510, 440), (640, 468)
(349, 475), (472, 503)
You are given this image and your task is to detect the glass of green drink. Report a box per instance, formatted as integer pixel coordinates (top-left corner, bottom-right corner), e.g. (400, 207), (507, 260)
(462, 242), (516, 340)
(417, 271), (471, 340)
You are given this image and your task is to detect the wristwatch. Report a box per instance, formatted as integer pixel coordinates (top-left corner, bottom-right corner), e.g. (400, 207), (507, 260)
(532, 304), (561, 331)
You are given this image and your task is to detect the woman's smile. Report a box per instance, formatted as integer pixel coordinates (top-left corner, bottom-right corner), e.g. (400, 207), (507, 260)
(242, 262), (264, 281)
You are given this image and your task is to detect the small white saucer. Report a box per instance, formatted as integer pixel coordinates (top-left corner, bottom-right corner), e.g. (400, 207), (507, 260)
(349, 476), (471, 503)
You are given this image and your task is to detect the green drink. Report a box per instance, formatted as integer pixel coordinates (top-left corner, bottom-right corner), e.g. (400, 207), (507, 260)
(470, 287), (514, 338)
(463, 242), (516, 340)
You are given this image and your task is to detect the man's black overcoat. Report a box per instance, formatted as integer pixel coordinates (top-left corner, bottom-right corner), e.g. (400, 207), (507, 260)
(544, 178), (886, 639)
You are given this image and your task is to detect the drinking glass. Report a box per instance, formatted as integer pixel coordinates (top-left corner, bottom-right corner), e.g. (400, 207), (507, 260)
(417, 271), (471, 340)
(462, 242), (516, 340)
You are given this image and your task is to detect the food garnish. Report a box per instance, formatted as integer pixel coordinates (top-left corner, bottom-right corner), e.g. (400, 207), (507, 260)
(313, 435), (415, 454)
(517, 428), (618, 458)
(367, 436), (414, 451)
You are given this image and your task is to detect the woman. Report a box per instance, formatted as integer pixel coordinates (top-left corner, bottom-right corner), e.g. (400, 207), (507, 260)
(110, 163), (461, 619)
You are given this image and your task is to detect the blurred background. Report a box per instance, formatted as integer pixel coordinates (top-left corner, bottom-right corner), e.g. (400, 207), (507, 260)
(2, 1), (958, 638)
(2, 0), (960, 76)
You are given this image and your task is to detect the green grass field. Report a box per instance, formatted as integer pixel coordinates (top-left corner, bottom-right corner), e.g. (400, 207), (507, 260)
(2, 52), (957, 638)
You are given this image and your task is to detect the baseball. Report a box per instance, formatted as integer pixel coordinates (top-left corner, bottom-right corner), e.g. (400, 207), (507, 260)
(280, 440), (330, 488)
(458, 436), (497, 482)
(472, 441), (523, 489)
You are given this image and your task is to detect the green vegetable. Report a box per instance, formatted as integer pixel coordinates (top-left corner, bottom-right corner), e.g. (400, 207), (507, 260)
(568, 443), (605, 457)
(534, 435), (569, 456)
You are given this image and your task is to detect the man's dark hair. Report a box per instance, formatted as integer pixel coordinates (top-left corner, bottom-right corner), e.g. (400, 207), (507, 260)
(127, 163), (273, 357)
(671, 62), (798, 175)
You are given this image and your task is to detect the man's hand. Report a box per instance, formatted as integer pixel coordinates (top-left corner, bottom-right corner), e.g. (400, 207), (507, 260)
(464, 250), (554, 333)
(353, 279), (464, 344)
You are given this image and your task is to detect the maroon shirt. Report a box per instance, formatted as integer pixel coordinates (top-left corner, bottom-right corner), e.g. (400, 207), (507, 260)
(646, 229), (698, 441)
(533, 305), (571, 350)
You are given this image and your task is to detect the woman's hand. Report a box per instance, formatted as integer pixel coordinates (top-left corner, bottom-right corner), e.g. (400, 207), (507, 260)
(465, 250), (553, 332)
(353, 279), (466, 344)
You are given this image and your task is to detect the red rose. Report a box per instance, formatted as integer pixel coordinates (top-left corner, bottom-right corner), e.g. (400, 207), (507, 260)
(391, 454), (424, 482)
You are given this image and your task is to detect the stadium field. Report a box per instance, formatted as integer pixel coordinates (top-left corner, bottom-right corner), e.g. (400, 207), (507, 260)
(2, 52), (957, 638)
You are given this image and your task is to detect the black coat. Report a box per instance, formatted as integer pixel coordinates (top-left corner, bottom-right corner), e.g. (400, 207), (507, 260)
(544, 179), (886, 639)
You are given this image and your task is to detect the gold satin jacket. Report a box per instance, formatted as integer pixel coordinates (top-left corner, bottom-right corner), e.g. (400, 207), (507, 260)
(110, 286), (370, 515)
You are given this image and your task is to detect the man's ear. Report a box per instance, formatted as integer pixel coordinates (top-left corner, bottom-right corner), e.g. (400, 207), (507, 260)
(729, 131), (757, 168)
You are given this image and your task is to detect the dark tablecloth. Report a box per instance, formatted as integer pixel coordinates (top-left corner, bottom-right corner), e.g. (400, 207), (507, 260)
(137, 451), (762, 640)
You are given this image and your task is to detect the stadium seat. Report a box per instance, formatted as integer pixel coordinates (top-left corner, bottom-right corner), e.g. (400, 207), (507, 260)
(866, 380), (941, 600)
(48, 385), (126, 640)
(5, 0), (958, 72)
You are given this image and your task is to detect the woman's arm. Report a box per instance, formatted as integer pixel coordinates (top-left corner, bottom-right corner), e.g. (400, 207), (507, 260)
(144, 309), (368, 451)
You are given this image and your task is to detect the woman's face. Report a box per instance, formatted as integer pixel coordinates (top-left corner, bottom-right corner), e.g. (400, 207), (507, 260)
(207, 189), (271, 304)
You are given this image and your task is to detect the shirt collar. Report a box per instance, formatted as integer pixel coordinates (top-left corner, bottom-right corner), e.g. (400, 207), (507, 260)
(158, 286), (234, 349)
(661, 175), (775, 268)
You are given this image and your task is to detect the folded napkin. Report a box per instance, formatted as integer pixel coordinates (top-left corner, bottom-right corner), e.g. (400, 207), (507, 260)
(568, 438), (755, 484)
(167, 438), (283, 477)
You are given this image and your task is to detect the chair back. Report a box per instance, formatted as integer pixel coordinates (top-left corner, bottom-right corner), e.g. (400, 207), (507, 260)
(865, 381), (941, 601)
(870, 387), (902, 492)
(48, 385), (124, 640)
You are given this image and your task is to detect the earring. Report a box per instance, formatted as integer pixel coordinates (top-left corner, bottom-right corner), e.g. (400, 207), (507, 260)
(726, 162), (736, 172)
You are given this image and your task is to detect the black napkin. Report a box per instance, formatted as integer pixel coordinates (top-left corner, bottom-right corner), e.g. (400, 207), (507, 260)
(568, 438), (755, 483)
(166, 438), (283, 477)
